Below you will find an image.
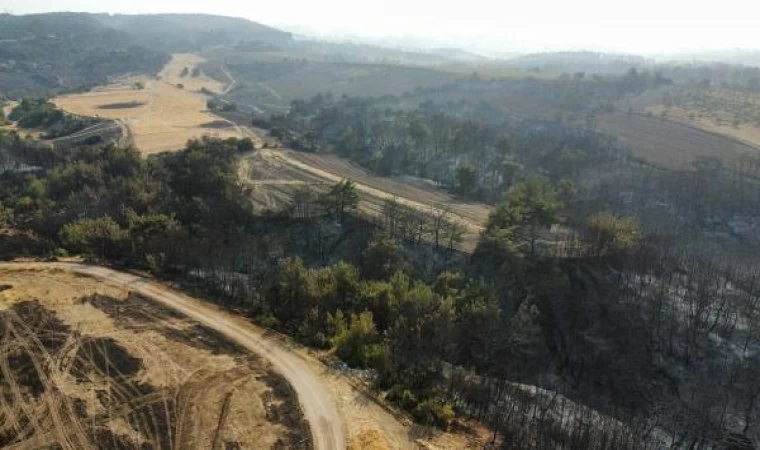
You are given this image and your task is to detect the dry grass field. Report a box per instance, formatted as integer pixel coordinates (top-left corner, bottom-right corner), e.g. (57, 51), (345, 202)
(0, 267), (308, 449)
(159, 53), (229, 94)
(54, 56), (242, 154)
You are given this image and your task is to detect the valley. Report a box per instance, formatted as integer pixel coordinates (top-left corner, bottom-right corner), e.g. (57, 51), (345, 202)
(53, 53), (492, 250)
(3, 11), (760, 450)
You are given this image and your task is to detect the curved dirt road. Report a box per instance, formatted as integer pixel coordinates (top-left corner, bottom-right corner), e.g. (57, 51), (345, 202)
(0, 262), (345, 450)
(241, 148), (490, 251)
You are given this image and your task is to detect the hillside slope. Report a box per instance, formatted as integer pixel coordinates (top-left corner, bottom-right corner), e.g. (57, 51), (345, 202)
(0, 12), (293, 99)
(94, 13), (292, 52)
(0, 13), (168, 98)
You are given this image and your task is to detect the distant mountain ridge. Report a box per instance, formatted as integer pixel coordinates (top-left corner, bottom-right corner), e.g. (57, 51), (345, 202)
(0, 12), (167, 98)
(658, 49), (760, 67)
(0, 12), (293, 98)
(503, 51), (653, 75)
(93, 13), (292, 52)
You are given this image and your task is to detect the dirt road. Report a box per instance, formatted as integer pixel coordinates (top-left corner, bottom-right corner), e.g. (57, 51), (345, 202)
(242, 148), (490, 251)
(0, 262), (346, 450)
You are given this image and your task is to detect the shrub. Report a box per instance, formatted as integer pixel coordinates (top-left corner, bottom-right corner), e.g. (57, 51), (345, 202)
(364, 343), (391, 374)
(256, 310), (281, 329)
(61, 215), (127, 259)
(586, 212), (640, 258)
(413, 399), (455, 430)
(332, 311), (380, 368)
(387, 385), (419, 411)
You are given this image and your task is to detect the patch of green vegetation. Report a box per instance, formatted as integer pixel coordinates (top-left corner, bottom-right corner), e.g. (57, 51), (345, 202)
(206, 98), (237, 112)
(9, 98), (95, 139)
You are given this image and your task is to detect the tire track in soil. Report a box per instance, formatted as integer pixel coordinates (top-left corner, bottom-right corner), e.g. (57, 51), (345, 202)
(0, 323), (45, 444)
(1, 267), (320, 450)
(3, 314), (90, 450)
(2, 303), (173, 450)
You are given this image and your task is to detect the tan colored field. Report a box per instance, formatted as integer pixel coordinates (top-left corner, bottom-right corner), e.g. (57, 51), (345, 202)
(54, 57), (242, 154)
(0, 267), (308, 449)
(160, 53), (228, 94)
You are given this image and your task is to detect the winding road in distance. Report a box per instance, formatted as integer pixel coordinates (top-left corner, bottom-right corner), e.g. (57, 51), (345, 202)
(0, 262), (346, 450)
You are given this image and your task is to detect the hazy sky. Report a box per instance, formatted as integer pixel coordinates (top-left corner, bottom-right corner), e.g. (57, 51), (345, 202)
(4, 0), (760, 54)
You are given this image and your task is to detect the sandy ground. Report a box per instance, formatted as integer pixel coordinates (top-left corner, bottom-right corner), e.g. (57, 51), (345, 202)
(53, 53), (490, 250)
(54, 57), (242, 154)
(0, 266), (305, 449)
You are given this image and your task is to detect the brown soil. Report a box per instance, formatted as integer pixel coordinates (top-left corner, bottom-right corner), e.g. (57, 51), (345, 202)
(0, 267), (310, 450)
(647, 104), (760, 149)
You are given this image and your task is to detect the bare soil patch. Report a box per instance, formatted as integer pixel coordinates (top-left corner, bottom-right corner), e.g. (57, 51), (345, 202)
(0, 267), (310, 450)
(635, 86), (760, 148)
